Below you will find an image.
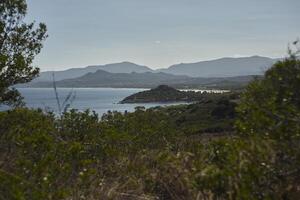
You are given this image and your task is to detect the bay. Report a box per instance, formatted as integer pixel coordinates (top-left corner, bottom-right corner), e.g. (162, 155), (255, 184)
(15, 88), (188, 116)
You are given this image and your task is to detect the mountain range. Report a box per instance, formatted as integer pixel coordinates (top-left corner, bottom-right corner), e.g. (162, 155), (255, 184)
(159, 56), (275, 77)
(26, 70), (258, 89)
(34, 62), (153, 82)
(23, 56), (276, 89)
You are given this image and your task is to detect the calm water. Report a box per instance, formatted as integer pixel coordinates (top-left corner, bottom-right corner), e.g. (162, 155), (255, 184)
(12, 88), (188, 116)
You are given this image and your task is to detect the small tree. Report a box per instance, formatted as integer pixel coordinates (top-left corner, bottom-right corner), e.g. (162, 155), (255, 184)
(0, 0), (47, 106)
(236, 41), (300, 139)
(234, 41), (300, 198)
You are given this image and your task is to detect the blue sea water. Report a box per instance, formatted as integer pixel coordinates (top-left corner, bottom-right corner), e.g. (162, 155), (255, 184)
(9, 88), (186, 116)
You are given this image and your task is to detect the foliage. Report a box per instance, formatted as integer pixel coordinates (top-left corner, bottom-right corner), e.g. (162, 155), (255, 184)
(236, 58), (300, 139)
(0, 0), (47, 106)
(1, 54), (300, 199)
(234, 56), (300, 199)
(0, 7), (299, 196)
(0, 96), (236, 199)
(153, 93), (238, 135)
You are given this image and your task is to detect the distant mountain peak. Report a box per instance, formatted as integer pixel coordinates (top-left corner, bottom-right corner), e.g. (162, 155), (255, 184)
(34, 61), (154, 82)
(119, 61), (139, 65)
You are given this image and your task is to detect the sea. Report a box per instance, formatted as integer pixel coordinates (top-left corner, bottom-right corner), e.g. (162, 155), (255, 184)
(1, 88), (228, 116)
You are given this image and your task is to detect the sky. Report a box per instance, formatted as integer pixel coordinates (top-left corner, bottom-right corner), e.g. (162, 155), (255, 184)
(26, 0), (300, 71)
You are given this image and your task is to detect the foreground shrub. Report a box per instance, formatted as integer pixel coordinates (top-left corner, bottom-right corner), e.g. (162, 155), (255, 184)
(0, 57), (300, 199)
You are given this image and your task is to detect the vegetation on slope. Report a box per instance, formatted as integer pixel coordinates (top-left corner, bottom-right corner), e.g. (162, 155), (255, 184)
(1, 53), (300, 199)
(0, 101), (234, 199)
(1, 1), (300, 199)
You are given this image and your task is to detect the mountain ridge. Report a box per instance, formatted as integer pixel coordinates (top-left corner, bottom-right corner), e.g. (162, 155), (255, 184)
(35, 56), (276, 83)
(22, 56), (275, 89)
(34, 62), (154, 82)
(25, 69), (259, 89)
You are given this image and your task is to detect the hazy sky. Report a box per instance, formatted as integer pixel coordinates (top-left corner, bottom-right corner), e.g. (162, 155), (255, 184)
(26, 0), (300, 71)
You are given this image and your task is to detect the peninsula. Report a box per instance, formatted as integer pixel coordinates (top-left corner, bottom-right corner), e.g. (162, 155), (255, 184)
(120, 85), (201, 103)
